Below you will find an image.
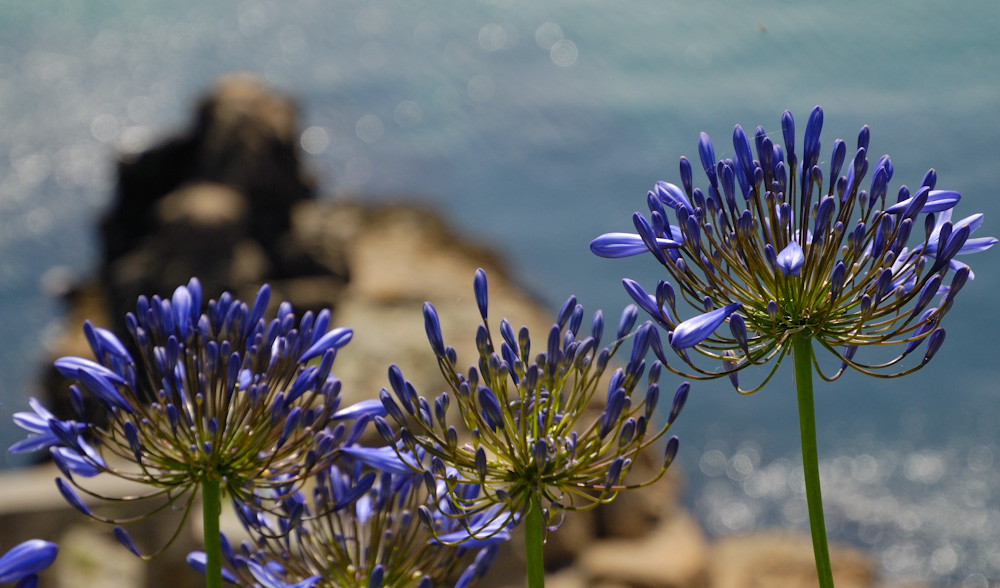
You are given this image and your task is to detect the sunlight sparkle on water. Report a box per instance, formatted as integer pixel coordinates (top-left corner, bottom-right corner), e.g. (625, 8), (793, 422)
(694, 437), (1000, 582)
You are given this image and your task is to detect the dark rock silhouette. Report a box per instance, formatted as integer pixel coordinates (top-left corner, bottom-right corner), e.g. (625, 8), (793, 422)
(98, 73), (347, 335)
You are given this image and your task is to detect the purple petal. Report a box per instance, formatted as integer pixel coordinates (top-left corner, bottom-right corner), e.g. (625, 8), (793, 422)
(91, 326), (132, 362)
(339, 445), (419, 476)
(622, 279), (660, 323)
(246, 559), (319, 588)
(776, 241), (805, 276)
(12, 399), (85, 449)
(885, 189), (960, 215)
(333, 399), (387, 421)
(244, 284), (271, 338)
(113, 527), (142, 558)
(698, 132), (717, 185)
(185, 278), (203, 324)
(781, 110), (796, 162)
(55, 477), (92, 514)
(423, 303), (445, 357)
(802, 106), (824, 166)
(8, 431), (64, 454)
(590, 232), (679, 258)
(185, 552), (239, 584)
(732, 125), (754, 184)
(653, 181), (693, 213)
(435, 512), (512, 547)
(473, 268), (489, 319)
(922, 190), (961, 213)
(53, 357), (125, 385)
(670, 302), (742, 349)
(77, 370), (132, 412)
(954, 236), (997, 255)
(172, 285), (193, 339)
(52, 447), (102, 477)
(953, 213), (984, 235)
(299, 327), (353, 362)
(0, 540), (58, 583)
(368, 565), (384, 588)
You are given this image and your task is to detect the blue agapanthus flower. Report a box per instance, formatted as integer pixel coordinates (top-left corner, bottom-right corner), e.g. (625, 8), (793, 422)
(592, 107), (996, 392)
(0, 540), (57, 587)
(11, 279), (355, 556)
(193, 450), (505, 588)
(372, 269), (684, 536)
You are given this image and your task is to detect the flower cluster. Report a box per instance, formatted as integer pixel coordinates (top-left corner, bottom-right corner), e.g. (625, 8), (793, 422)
(10, 269), (690, 587)
(4, 105), (993, 588)
(192, 456), (504, 588)
(0, 540), (57, 588)
(592, 106), (996, 391)
(12, 279), (354, 555)
(372, 269), (685, 536)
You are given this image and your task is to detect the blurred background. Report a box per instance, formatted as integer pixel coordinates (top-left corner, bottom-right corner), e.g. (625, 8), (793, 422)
(1, 0), (998, 584)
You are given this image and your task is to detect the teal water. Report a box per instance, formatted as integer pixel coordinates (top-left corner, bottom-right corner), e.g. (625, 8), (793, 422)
(1, 1), (998, 583)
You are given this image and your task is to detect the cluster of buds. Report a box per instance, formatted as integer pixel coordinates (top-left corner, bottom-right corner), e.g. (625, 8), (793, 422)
(372, 269), (685, 537)
(12, 279), (355, 555)
(194, 457), (504, 588)
(592, 106), (996, 391)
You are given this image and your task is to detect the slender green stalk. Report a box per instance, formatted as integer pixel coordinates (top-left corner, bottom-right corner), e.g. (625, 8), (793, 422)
(525, 493), (546, 588)
(201, 478), (223, 588)
(792, 336), (834, 588)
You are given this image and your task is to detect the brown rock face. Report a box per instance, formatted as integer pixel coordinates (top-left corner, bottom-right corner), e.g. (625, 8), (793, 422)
(708, 531), (876, 588)
(581, 510), (710, 588)
(98, 73), (343, 334)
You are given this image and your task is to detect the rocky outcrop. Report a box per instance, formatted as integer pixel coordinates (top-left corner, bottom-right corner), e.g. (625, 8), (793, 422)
(98, 72), (346, 337)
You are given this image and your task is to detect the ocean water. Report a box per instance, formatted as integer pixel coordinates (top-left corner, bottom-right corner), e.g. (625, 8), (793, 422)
(1, 0), (998, 583)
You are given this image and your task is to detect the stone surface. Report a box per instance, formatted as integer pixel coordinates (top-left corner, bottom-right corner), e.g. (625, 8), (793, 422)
(56, 525), (145, 588)
(0, 462), (203, 588)
(594, 445), (686, 540)
(103, 72), (310, 270)
(580, 510), (709, 588)
(707, 531), (876, 588)
(97, 73), (343, 339)
(312, 200), (552, 411)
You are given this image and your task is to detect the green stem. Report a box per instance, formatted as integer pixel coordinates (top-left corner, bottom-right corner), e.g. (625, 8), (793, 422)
(202, 478), (223, 588)
(525, 493), (545, 588)
(792, 336), (834, 588)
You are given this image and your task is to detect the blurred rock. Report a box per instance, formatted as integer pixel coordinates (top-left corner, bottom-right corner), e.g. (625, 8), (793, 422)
(594, 442), (686, 540)
(103, 73), (309, 268)
(0, 462), (203, 588)
(43, 74), (350, 426)
(707, 531), (876, 588)
(580, 510), (709, 588)
(98, 73), (343, 336)
(312, 201), (550, 409)
(56, 525), (145, 588)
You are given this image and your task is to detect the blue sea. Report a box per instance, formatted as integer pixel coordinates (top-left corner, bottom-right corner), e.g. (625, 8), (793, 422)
(1, 0), (998, 583)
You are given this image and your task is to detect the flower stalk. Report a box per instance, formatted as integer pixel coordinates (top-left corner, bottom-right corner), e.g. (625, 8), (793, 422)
(590, 107), (996, 586)
(371, 269), (684, 582)
(11, 278), (357, 566)
(591, 107), (995, 390)
(525, 493), (545, 588)
(792, 335), (833, 588)
(201, 477), (223, 588)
